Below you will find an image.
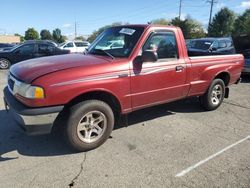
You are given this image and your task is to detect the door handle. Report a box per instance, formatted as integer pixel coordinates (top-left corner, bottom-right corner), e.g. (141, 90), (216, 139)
(176, 66), (184, 72)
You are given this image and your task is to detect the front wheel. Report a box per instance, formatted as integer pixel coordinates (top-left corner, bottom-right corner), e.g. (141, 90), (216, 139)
(0, 58), (11, 69)
(64, 100), (114, 152)
(200, 79), (225, 111)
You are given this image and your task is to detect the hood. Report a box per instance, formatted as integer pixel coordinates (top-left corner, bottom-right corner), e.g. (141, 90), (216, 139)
(10, 54), (111, 83)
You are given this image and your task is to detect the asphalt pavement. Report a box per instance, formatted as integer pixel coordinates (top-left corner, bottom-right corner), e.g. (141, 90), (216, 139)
(0, 70), (249, 188)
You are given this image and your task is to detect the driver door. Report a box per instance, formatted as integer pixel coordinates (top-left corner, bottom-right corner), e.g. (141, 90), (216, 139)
(130, 31), (187, 110)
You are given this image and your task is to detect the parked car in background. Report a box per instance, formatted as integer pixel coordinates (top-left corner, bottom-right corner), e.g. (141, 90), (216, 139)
(0, 40), (70, 69)
(233, 34), (250, 75)
(0, 43), (16, 52)
(187, 38), (236, 56)
(185, 39), (194, 48)
(59, 41), (90, 53)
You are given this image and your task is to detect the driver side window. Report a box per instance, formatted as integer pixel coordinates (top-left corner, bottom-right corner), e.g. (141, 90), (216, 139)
(17, 44), (34, 55)
(212, 41), (219, 49)
(219, 41), (227, 48)
(143, 31), (178, 60)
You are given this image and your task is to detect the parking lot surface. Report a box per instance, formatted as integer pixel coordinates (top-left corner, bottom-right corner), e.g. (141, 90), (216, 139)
(0, 70), (249, 188)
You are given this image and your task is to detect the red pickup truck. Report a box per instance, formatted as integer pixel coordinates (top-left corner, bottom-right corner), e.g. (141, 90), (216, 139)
(3, 25), (244, 151)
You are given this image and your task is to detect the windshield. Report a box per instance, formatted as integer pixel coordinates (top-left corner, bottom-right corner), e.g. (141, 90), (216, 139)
(8, 43), (22, 51)
(88, 26), (145, 58)
(190, 40), (213, 50)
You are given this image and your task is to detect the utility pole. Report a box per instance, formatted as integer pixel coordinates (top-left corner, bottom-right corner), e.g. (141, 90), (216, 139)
(208, 0), (217, 26)
(74, 21), (77, 39)
(178, 0), (182, 20)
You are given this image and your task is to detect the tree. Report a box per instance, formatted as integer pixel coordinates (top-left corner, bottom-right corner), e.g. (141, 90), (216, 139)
(233, 9), (250, 35)
(52, 28), (62, 42)
(60, 35), (67, 43)
(208, 8), (236, 37)
(150, 18), (169, 25)
(52, 28), (66, 43)
(14, 33), (25, 42)
(171, 16), (206, 39)
(87, 22), (124, 43)
(75, 36), (86, 41)
(24, 28), (39, 40)
(40, 29), (52, 40)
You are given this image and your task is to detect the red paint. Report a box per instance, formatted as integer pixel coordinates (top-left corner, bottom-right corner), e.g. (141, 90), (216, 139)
(10, 25), (244, 114)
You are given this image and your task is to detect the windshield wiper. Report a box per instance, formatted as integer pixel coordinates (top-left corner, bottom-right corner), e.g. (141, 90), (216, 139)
(90, 49), (115, 59)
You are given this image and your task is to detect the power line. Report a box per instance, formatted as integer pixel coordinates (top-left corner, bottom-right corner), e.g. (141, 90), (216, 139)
(81, 2), (179, 25)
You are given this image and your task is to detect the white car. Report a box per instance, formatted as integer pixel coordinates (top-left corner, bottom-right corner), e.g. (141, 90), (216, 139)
(59, 41), (90, 53)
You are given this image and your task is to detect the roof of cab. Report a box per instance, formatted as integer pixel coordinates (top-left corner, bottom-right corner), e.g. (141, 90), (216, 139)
(110, 24), (179, 30)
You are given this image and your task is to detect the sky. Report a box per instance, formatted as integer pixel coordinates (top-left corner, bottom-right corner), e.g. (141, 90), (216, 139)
(1, 0), (249, 38)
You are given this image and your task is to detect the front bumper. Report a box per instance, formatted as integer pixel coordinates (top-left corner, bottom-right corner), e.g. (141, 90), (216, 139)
(3, 87), (64, 135)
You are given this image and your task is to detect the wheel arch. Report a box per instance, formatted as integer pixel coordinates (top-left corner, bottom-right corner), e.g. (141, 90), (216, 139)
(214, 71), (230, 86)
(64, 90), (122, 116)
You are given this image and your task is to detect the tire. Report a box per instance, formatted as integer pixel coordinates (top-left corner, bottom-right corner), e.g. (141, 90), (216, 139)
(0, 58), (11, 69)
(64, 100), (114, 152)
(200, 79), (225, 111)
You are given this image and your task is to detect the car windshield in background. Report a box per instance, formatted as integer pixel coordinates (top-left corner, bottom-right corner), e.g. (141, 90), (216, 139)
(190, 40), (213, 50)
(7, 43), (22, 51)
(88, 26), (144, 58)
(59, 42), (66, 47)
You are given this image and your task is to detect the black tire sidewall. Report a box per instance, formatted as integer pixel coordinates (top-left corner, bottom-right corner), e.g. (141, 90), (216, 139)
(65, 100), (114, 152)
(0, 58), (11, 69)
(201, 79), (225, 111)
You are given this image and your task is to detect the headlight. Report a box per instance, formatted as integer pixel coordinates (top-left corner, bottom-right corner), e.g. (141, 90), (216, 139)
(8, 73), (45, 99)
(13, 81), (45, 99)
(22, 86), (45, 99)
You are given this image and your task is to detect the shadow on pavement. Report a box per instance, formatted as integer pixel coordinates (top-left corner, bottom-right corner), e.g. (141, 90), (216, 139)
(0, 97), (203, 161)
(0, 108), (77, 161)
(116, 97), (203, 129)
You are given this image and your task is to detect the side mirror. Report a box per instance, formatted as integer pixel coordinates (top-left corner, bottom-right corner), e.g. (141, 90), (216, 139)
(141, 50), (158, 62)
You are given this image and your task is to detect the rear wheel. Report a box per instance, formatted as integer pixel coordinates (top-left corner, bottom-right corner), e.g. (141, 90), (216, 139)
(0, 58), (11, 69)
(64, 100), (114, 152)
(200, 79), (225, 111)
